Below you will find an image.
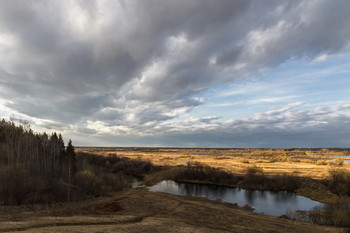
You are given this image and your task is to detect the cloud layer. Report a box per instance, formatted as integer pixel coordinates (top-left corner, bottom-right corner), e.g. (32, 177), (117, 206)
(0, 0), (350, 146)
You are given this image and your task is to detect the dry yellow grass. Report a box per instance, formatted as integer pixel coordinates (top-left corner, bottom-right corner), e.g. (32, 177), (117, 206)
(78, 148), (350, 180)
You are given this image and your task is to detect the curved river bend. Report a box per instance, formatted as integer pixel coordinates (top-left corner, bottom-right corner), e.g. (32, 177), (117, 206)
(149, 180), (322, 217)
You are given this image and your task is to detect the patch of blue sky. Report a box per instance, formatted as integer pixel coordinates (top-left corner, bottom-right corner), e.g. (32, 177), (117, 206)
(191, 52), (350, 121)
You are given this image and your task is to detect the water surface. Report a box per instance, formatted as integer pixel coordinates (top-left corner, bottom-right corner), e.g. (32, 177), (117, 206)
(149, 180), (322, 216)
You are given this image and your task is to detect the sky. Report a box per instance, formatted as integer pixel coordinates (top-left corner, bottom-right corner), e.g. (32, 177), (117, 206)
(0, 0), (350, 147)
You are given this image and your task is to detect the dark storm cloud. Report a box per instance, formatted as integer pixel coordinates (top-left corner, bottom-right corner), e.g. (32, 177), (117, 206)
(0, 0), (350, 146)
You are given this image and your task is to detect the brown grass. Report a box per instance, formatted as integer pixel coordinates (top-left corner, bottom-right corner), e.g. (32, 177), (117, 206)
(77, 147), (350, 180)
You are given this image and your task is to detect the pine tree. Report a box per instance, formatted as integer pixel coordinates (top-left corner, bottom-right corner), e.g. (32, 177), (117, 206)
(66, 140), (77, 174)
(66, 139), (77, 202)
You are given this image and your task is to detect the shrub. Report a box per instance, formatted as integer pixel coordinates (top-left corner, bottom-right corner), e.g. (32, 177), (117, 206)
(75, 170), (104, 196)
(242, 159), (250, 164)
(268, 158), (278, 163)
(74, 170), (124, 197)
(301, 200), (350, 227)
(240, 166), (265, 188)
(240, 166), (300, 191)
(327, 168), (350, 196)
(316, 160), (328, 165)
(245, 165), (263, 176)
(171, 163), (300, 192)
(331, 158), (344, 166)
(77, 152), (158, 176)
(273, 174), (300, 191)
(171, 162), (240, 185)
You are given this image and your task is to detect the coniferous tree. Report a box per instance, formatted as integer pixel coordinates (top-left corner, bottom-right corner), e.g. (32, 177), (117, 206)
(66, 139), (77, 202)
(66, 139), (77, 174)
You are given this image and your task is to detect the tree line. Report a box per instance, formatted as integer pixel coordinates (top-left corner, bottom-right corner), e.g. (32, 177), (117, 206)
(0, 119), (77, 205)
(0, 119), (159, 206)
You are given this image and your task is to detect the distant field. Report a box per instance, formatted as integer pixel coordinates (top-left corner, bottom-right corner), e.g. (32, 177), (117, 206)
(77, 147), (350, 180)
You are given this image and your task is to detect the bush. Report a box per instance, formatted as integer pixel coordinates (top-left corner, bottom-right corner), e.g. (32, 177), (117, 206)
(76, 152), (158, 176)
(273, 174), (300, 191)
(74, 170), (124, 197)
(171, 162), (240, 185)
(114, 158), (155, 175)
(171, 163), (301, 192)
(268, 158), (278, 163)
(239, 166), (300, 191)
(75, 170), (104, 196)
(296, 200), (350, 227)
(316, 160), (327, 165)
(327, 168), (350, 196)
(245, 165), (263, 176)
(331, 158), (344, 166)
(239, 166), (265, 188)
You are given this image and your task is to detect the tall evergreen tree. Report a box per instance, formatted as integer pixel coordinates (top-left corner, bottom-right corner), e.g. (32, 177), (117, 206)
(66, 139), (77, 174)
(66, 139), (77, 202)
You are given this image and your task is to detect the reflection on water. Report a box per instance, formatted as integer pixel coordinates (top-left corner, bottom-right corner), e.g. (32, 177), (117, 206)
(149, 180), (322, 216)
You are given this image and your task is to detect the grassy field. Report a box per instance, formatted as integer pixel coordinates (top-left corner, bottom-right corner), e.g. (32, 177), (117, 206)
(79, 147), (350, 179)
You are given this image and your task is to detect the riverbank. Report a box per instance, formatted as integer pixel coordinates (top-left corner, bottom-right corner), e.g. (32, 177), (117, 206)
(82, 147), (349, 203)
(139, 164), (341, 204)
